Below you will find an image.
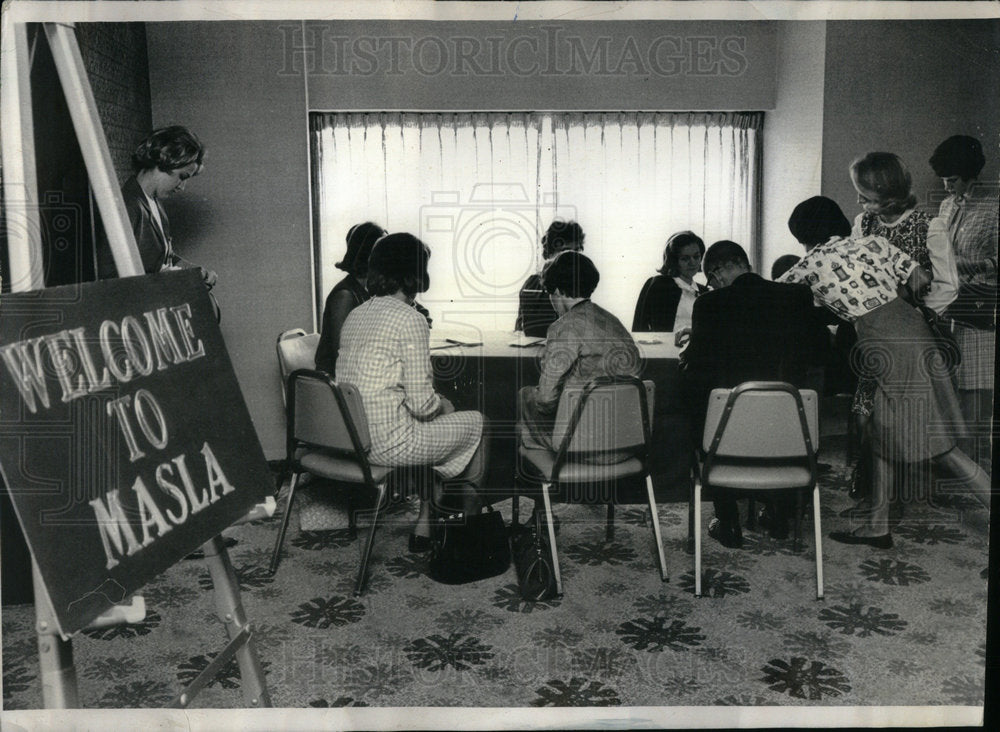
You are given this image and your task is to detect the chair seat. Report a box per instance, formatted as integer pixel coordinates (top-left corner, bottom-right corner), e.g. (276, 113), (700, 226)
(519, 446), (644, 483)
(704, 462), (813, 490)
(298, 448), (394, 484)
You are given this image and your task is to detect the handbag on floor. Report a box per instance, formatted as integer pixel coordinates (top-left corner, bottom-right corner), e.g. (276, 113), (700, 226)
(511, 509), (558, 601)
(428, 505), (510, 585)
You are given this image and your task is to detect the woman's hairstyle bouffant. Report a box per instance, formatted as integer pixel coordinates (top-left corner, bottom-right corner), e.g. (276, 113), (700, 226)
(336, 222), (386, 277)
(541, 250), (600, 298)
(131, 126), (204, 174)
(541, 220), (585, 260)
(929, 135), (986, 180)
(849, 152), (917, 217)
(658, 230), (705, 276)
(366, 233), (431, 298)
(788, 196), (852, 247)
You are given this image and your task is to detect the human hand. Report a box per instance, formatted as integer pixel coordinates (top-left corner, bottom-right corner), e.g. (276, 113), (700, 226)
(201, 268), (218, 289)
(674, 327), (692, 348)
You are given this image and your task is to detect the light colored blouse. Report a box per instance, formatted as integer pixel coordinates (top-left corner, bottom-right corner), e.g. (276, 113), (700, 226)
(778, 234), (919, 322)
(672, 276), (699, 332)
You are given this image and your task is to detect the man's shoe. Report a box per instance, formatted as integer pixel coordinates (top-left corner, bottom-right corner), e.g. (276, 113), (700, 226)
(828, 530), (893, 549)
(708, 518), (743, 549)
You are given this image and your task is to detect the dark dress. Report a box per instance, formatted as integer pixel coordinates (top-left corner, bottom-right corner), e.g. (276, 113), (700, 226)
(632, 275), (708, 332)
(315, 274), (369, 374)
(515, 274), (558, 337)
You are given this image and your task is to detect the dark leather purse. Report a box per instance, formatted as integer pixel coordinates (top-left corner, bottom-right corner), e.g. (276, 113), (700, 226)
(510, 510), (558, 601)
(946, 283), (997, 330)
(428, 505), (510, 585)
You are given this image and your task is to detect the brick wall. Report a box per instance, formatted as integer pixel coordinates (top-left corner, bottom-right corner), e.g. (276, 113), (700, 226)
(76, 22), (152, 184)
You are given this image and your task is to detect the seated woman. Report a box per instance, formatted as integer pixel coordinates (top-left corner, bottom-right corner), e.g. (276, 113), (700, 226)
(314, 222), (386, 374)
(515, 220), (585, 337)
(336, 233), (488, 552)
(781, 197), (990, 548)
(632, 230), (708, 338)
(518, 250), (641, 461)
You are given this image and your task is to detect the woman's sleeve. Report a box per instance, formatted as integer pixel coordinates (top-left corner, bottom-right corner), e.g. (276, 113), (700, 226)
(533, 320), (578, 415)
(632, 278), (654, 331)
(922, 216), (960, 314)
(850, 213), (864, 239)
(399, 311), (441, 420)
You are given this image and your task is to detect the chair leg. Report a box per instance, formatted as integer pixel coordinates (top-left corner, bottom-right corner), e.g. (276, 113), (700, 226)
(813, 484), (824, 600)
(746, 497), (757, 530)
(694, 481), (702, 597)
(645, 476), (668, 582)
(687, 480), (695, 553)
(605, 503), (614, 542)
(269, 471), (301, 575)
(511, 495), (520, 530)
(793, 490), (803, 553)
(354, 481), (387, 598)
(540, 482), (562, 595)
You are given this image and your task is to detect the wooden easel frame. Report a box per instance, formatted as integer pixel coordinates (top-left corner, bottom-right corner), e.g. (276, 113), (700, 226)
(1, 19), (271, 709)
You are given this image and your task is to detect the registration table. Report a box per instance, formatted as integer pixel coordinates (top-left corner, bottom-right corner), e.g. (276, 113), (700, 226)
(429, 331), (692, 504)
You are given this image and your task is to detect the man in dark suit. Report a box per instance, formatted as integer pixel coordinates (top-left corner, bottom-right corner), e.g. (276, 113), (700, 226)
(680, 240), (829, 547)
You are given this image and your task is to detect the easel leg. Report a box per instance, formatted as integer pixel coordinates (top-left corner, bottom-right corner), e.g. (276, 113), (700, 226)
(201, 535), (271, 707)
(33, 562), (78, 708)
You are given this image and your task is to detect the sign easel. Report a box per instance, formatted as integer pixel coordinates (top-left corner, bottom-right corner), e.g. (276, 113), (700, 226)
(1, 19), (273, 708)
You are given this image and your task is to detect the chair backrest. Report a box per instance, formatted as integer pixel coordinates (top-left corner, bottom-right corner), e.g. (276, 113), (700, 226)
(277, 330), (321, 405)
(288, 370), (372, 455)
(551, 377), (655, 458)
(703, 381), (818, 459)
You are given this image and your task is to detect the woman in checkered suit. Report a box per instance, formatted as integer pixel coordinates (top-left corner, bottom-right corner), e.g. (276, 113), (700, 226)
(336, 233), (487, 552)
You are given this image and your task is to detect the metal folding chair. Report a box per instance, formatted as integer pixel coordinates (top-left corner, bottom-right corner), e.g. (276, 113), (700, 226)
(517, 376), (668, 595)
(276, 329), (321, 406)
(694, 381), (822, 599)
(268, 369), (393, 597)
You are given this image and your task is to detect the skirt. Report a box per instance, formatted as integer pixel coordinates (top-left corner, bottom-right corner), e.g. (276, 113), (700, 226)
(954, 321), (995, 390)
(369, 410), (484, 481)
(853, 298), (965, 463)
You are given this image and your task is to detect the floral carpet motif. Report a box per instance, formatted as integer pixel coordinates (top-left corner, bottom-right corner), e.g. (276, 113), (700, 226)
(1, 437), (989, 710)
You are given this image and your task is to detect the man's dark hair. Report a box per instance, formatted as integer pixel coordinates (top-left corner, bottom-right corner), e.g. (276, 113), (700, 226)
(702, 240), (749, 275)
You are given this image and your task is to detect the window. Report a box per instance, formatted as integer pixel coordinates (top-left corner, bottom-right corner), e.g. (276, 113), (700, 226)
(311, 111), (761, 331)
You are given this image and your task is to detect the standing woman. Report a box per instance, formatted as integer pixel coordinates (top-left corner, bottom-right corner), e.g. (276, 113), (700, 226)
(782, 197), (989, 547)
(314, 222), (386, 374)
(632, 230), (708, 342)
(97, 126), (216, 287)
(847, 152), (960, 499)
(336, 234), (488, 551)
(929, 135), (997, 472)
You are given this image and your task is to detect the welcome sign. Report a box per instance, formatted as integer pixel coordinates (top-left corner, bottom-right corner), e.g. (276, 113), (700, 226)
(0, 270), (271, 635)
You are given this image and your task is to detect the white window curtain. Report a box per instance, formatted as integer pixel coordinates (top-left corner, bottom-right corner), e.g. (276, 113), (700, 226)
(312, 112), (761, 331)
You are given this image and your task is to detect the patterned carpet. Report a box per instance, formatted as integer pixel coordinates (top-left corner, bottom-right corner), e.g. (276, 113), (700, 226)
(1, 435), (990, 712)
